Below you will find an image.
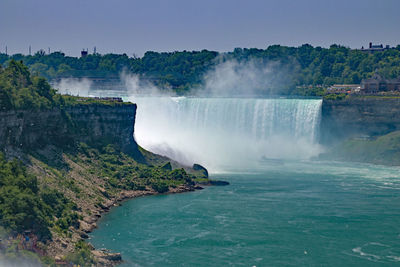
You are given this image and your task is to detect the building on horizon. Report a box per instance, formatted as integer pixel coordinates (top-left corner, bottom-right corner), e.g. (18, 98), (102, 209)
(81, 49), (88, 57)
(361, 42), (391, 53)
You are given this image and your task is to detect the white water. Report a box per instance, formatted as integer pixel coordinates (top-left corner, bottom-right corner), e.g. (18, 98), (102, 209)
(129, 97), (323, 171)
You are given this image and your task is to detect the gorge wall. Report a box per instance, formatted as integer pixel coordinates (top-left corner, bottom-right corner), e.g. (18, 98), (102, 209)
(0, 103), (140, 159)
(4, 97), (399, 164)
(320, 97), (400, 144)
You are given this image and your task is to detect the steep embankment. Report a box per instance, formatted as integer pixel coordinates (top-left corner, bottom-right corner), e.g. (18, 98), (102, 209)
(321, 131), (400, 165)
(0, 103), (140, 160)
(320, 96), (400, 165)
(320, 97), (400, 144)
(0, 102), (208, 266)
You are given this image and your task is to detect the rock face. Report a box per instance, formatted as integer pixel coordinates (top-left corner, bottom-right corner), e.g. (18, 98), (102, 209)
(192, 163), (208, 178)
(0, 103), (141, 159)
(320, 97), (400, 144)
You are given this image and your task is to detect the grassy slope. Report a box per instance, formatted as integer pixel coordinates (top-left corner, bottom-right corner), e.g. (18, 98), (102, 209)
(0, 61), (210, 265)
(1, 142), (208, 266)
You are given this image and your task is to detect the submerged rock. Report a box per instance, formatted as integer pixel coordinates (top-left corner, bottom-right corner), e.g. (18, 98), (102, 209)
(209, 180), (229, 186)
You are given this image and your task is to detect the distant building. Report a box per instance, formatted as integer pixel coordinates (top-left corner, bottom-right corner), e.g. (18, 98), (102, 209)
(387, 78), (400, 91)
(361, 42), (391, 53)
(360, 73), (400, 93)
(81, 50), (88, 57)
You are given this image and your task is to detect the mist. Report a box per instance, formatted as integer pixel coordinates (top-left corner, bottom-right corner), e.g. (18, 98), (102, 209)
(48, 61), (322, 172)
(0, 258), (42, 267)
(52, 78), (92, 97)
(198, 58), (294, 97)
(120, 71), (175, 96)
(120, 59), (322, 172)
(131, 97), (323, 172)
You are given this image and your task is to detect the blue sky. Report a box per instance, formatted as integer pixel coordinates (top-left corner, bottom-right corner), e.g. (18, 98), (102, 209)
(1, 0), (399, 56)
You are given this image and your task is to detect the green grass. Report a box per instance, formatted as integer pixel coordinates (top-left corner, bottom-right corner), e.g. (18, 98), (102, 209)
(61, 95), (134, 107)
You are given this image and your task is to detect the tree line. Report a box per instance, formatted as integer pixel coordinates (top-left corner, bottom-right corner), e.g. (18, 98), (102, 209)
(1, 44), (400, 95)
(0, 60), (63, 110)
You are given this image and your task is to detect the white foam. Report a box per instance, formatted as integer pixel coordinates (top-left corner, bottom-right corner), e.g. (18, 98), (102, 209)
(132, 97), (323, 172)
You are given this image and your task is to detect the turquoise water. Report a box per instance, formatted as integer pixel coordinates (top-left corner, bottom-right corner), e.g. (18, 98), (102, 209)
(89, 161), (400, 266)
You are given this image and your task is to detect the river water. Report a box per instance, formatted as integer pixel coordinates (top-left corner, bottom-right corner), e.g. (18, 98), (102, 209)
(90, 161), (400, 266)
(89, 97), (400, 266)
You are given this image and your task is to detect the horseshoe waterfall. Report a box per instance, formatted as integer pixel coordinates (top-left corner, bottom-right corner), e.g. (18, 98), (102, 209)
(132, 97), (323, 171)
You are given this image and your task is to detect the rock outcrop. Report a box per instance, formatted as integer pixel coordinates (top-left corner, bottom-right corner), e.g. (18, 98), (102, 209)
(320, 97), (400, 144)
(0, 103), (142, 160)
(192, 163), (208, 178)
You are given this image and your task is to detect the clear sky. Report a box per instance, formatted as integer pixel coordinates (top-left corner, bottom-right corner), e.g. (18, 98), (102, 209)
(1, 0), (399, 57)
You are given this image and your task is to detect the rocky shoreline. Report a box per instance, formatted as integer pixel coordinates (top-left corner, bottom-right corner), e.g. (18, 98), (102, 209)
(74, 183), (207, 266)
(80, 179), (229, 266)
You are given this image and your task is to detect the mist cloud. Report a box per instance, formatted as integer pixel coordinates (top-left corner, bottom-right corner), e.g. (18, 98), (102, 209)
(120, 71), (175, 96)
(53, 78), (92, 97)
(199, 58), (293, 97)
(0, 258), (42, 267)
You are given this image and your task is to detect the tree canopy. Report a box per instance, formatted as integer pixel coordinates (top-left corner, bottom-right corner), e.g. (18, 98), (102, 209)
(0, 153), (77, 240)
(0, 60), (60, 110)
(1, 45), (400, 94)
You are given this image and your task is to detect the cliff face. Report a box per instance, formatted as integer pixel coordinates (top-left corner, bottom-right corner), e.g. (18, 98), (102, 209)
(66, 104), (139, 155)
(0, 103), (139, 158)
(320, 97), (400, 144)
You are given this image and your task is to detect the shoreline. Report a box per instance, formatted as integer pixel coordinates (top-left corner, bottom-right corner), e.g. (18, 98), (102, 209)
(80, 183), (206, 266)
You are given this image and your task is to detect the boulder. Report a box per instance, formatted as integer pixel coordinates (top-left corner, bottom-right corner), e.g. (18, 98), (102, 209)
(92, 250), (122, 263)
(192, 163), (208, 178)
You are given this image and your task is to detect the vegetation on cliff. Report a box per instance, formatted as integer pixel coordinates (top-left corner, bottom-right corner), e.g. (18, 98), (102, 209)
(0, 62), (209, 266)
(1, 44), (400, 94)
(0, 60), (59, 110)
(0, 153), (72, 240)
(0, 60), (132, 111)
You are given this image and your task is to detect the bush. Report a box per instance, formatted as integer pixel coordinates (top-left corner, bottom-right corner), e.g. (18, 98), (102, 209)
(0, 153), (80, 241)
(323, 93), (347, 100)
(151, 180), (169, 193)
(65, 241), (95, 267)
(0, 154), (51, 240)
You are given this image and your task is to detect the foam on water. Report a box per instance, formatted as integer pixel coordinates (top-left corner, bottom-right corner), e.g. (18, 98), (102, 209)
(130, 96), (323, 171)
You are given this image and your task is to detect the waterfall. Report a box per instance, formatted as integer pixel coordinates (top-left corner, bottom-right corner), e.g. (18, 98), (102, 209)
(130, 97), (323, 171)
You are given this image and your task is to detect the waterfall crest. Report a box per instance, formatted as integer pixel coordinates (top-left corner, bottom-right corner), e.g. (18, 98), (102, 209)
(131, 97), (323, 171)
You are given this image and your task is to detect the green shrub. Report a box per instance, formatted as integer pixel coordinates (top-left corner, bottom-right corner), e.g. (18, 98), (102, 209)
(151, 180), (169, 193)
(65, 240), (95, 267)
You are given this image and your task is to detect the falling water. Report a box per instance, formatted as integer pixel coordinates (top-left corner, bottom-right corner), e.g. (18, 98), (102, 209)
(130, 97), (323, 171)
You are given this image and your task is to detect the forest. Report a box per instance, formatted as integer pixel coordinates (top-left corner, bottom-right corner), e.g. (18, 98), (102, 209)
(1, 44), (400, 95)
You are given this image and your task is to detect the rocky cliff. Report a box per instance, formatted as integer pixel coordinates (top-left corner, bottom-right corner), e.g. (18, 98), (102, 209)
(0, 101), (210, 266)
(0, 103), (141, 159)
(320, 97), (400, 144)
